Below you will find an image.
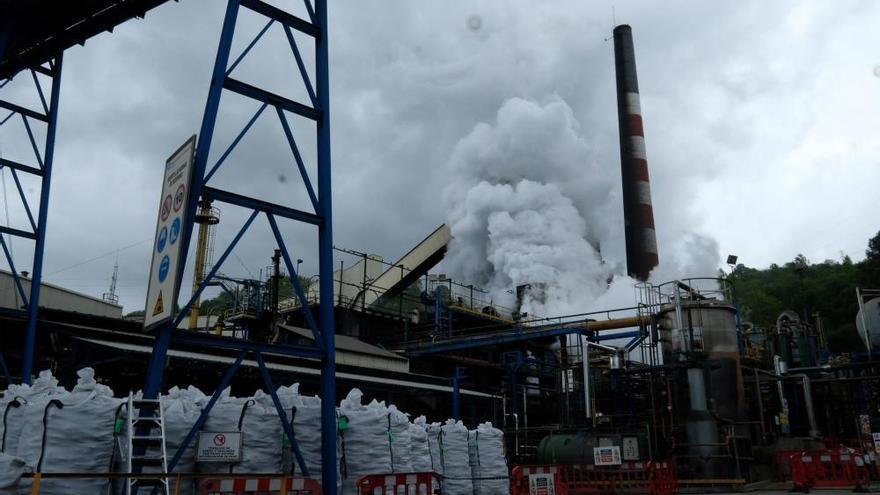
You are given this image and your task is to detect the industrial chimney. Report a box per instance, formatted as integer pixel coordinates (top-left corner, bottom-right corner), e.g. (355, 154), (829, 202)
(613, 24), (658, 281)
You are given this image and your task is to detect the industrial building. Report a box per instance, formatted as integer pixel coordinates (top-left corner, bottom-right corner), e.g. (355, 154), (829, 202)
(0, 2), (878, 494)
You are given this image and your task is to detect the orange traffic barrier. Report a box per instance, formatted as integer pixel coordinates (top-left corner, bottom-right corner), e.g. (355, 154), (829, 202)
(511, 466), (568, 495)
(200, 476), (322, 495)
(789, 450), (870, 493)
(512, 462), (677, 495)
(646, 461), (677, 495)
(356, 472), (439, 495)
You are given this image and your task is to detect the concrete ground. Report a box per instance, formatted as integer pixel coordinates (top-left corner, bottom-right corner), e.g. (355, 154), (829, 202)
(680, 481), (880, 494)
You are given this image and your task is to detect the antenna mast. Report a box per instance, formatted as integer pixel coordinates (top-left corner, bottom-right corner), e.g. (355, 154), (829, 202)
(103, 258), (119, 305)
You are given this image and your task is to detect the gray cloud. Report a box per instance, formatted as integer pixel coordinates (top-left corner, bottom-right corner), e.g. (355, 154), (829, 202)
(1, 1), (878, 315)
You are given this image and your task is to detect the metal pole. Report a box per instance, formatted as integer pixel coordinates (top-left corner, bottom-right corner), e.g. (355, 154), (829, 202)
(581, 333), (591, 419)
(452, 367), (463, 421)
(753, 367), (766, 441)
(315, 1), (337, 492)
(361, 252), (367, 312)
(337, 259), (343, 305)
(856, 288), (872, 353)
(21, 54), (62, 384)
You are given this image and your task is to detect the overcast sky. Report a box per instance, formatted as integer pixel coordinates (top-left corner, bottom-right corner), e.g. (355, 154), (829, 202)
(1, 1), (879, 314)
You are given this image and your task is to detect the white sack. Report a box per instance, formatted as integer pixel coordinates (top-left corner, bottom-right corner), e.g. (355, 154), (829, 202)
(338, 389), (392, 495)
(0, 453), (29, 490)
(388, 405), (412, 473)
(198, 389), (283, 474)
(468, 422), (508, 495)
(409, 416), (433, 473)
(426, 422), (444, 475)
(0, 370), (67, 459)
(440, 419), (473, 495)
(17, 368), (122, 495)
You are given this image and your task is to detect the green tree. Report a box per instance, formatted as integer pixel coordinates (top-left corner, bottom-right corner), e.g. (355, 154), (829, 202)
(728, 231), (880, 352)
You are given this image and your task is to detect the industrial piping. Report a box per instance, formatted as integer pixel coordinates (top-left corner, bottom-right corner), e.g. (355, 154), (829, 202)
(614, 24), (658, 281)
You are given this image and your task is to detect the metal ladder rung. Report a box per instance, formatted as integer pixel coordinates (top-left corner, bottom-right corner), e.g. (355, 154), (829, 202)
(126, 392), (170, 494)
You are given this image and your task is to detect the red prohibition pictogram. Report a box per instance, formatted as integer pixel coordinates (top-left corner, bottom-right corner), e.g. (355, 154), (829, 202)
(173, 184), (186, 212)
(160, 195), (173, 221)
(213, 433), (226, 446)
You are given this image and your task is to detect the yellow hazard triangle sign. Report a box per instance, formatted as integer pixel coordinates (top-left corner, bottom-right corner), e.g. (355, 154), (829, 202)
(152, 291), (165, 316)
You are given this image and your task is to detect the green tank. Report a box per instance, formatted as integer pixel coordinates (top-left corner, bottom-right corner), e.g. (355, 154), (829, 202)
(537, 434), (598, 464)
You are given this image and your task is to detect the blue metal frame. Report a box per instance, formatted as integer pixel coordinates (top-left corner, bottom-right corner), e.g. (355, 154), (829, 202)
(451, 366), (465, 421)
(409, 325), (644, 355)
(141, 0), (336, 490)
(0, 56), (63, 384)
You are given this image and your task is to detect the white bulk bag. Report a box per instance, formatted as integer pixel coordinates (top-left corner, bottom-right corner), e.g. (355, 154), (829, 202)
(440, 420), (473, 495)
(198, 389), (283, 474)
(425, 422), (444, 475)
(387, 405), (412, 473)
(409, 416), (433, 473)
(338, 389), (392, 495)
(0, 453), (29, 490)
(0, 370), (67, 459)
(17, 368), (122, 495)
(468, 422), (508, 495)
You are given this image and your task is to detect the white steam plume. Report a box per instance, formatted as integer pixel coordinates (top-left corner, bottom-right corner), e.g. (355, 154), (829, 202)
(443, 96), (720, 318)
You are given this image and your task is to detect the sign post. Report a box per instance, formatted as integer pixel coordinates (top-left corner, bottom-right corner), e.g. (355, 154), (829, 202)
(144, 135), (196, 330)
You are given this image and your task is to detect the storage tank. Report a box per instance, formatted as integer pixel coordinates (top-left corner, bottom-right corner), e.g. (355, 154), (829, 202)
(856, 297), (880, 349)
(537, 433), (648, 464)
(655, 286), (746, 477)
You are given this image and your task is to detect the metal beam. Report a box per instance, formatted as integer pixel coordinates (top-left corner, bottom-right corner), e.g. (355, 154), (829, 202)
(314, 1), (337, 493)
(0, 99), (47, 122)
(240, 0), (319, 38)
(171, 330), (324, 360)
(224, 77), (320, 122)
(21, 55), (62, 383)
(0, 157), (43, 176)
(254, 352), (310, 476)
(202, 186), (322, 225)
(407, 326), (587, 355)
(0, 225), (36, 240)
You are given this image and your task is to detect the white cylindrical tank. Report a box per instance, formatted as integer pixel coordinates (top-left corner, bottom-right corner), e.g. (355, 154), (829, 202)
(856, 297), (880, 349)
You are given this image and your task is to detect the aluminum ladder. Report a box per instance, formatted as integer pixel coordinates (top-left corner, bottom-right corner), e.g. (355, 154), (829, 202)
(126, 392), (170, 495)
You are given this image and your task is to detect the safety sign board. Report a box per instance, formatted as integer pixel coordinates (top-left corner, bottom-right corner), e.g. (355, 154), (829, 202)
(144, 135), (196, 330)
(859, 414), (871, 434)
(197, 431), (243, 462)
(528, 473), (556, 495)
(622, 437), (639, 461)
(594, 446), (622, 466)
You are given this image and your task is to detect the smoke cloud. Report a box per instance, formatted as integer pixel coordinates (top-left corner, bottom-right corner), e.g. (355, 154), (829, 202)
(443, 96), (720, 318)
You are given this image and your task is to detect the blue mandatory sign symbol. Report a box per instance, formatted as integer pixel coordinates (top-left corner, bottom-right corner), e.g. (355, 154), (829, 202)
(157, 226), (168, 253)
(158, 255), (171, 283)
(169, 217), (181, 245)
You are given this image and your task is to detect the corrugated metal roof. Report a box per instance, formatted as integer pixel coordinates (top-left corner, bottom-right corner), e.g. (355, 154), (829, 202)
(73, 336), (497, 398)
(278, 324), (406, 361)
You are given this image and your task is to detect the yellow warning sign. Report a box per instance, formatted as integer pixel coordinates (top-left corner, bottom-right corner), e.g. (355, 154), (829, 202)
(152, 291), (165, 316)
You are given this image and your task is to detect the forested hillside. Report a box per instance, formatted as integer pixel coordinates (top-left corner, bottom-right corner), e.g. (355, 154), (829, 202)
(727, 231), (880, 352)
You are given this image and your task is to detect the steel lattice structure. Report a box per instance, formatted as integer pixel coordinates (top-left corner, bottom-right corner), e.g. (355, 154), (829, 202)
(0, 1), (338, 492)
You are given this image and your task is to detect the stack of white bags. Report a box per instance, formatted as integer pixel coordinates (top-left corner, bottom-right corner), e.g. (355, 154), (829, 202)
(0, 371), (508, 495)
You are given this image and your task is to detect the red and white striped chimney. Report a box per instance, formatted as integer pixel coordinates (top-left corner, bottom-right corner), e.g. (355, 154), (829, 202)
(613, 24), (658, 281)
